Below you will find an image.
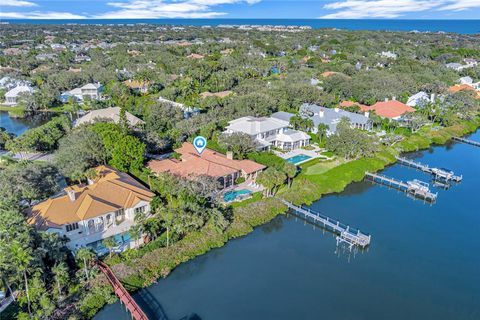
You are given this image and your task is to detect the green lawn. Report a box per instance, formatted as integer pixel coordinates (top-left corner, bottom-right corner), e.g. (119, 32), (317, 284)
(301, 158), (346, 175)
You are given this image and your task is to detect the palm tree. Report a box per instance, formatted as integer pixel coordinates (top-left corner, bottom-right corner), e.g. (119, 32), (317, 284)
(102, 237), (117, 259)
(282, 162), (297, 188)
(52, 262), (69, 300)
(76, 248), (95, 281)
(316, 123), (329, 143)
(10, 242), (33, 317)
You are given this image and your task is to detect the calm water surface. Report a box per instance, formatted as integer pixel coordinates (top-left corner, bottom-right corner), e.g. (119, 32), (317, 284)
(96, 130), (480, 320)
(4, 19), (480, 34)
(0, 111), (53, 136)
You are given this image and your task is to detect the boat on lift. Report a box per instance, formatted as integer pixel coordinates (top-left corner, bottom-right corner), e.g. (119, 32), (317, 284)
(407, 179), (430, 193)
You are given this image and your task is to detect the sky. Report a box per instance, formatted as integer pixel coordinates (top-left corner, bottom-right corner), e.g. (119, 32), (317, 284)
(1, 0), (480, 20)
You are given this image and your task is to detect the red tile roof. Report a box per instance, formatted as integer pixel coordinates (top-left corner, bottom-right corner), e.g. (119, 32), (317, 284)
(366, 100), (415, 118)
(339, 100), (370, 112)
(448, 84), (475, 93)
(147, 143), (265, 179)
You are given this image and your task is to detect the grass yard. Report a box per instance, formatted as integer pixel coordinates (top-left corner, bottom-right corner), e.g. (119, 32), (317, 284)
(300, 158), (346, 175)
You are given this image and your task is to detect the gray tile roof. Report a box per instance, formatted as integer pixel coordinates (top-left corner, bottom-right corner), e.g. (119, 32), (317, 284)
(299, 103), (370, 133)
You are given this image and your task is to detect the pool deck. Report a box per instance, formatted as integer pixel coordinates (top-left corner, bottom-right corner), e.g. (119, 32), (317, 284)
(274, 145), (327, 165)
(221, 180), (264, 203)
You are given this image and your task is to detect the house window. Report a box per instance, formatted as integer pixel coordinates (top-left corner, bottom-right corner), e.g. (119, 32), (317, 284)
(87, 220), (95, 233)
(115, 209), (125, 221)
(106, 214), (113, 226)
(66, 222), (79, 232)
(96, 217), (104, 232)
(134, 206), (146, 215)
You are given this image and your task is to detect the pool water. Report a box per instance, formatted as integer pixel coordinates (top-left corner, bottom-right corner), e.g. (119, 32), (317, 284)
(286, 154), (312, 164)
(223, 189), (252, 202)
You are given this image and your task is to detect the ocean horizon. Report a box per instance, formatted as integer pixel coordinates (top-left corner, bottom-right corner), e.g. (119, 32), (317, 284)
(2, 19), (480, 34)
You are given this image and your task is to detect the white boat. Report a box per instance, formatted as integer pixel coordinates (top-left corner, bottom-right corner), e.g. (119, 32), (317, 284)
(431, 167), (454, 178)
(407, 179), (430, 192)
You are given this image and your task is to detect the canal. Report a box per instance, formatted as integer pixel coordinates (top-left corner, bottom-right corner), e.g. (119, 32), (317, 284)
(95, 131), (480, 320)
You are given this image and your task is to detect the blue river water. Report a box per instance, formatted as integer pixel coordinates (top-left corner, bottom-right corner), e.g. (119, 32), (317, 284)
(95, 130), (480, 320)
(0, 111), (53, 136)
(3, 19), (480, 34)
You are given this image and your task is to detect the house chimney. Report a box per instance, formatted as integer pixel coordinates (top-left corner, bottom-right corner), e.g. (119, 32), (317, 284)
(226, 151), (234, 160)
(384, 98), (389, 102)
(392, 96), (396, 101)
(67, 189), (76, 202)
(364, 111), (370, 118)
(319, 110), (324, 117)
(334, 107), (339, 113)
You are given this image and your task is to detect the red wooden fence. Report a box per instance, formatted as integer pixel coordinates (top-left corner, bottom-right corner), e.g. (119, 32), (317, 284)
(96, 260), (149, 320)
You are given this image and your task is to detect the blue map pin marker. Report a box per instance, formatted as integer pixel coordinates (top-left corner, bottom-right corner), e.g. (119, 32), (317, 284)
(193, 136), (207, 154)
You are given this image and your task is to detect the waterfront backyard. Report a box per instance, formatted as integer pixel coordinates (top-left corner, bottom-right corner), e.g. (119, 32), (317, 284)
(95, 131), (480, 320)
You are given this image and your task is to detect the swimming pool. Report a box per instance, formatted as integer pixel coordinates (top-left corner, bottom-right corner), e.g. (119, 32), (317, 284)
(223, 189), (252, 202)
(286, 154), (312, 165)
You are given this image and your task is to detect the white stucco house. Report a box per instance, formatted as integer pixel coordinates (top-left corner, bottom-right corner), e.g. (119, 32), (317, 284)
(3, 85), (35, 106)
(27, 166), (155, 255)
(59, 83), (103, 103)
(224, 115), (310, 151)
(407, 91), (434, 108)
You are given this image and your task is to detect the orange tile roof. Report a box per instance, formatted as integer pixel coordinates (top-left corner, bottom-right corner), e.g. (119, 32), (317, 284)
(367, 100), (416, 118)
(187, 53), (204, 59)
(147, 142), (265, 179)
(27, 166), (154, 229)
(339, 100), (370, 112)
(448, 84), (475, 93)
(321, 71), (339, 77)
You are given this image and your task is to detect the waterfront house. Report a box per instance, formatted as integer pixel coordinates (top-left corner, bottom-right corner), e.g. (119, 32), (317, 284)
(3, 85), (35, 106)
(74, 107), (144, 128)
(298, 103), (372, 135)
(59, 82), (103, 103)
(366, 99), (415, 120)
(147, 142), (265, 189)
(27, 166), (155, 254)
(224, 116), (310, 151)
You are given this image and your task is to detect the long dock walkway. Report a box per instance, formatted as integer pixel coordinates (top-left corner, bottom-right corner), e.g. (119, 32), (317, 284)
(365, 172), (437, 202)
(279, 199), (371, 250)
(395, 156), (462, 182)
(96, 261), (149, 320)
(452, 137), (480, 147)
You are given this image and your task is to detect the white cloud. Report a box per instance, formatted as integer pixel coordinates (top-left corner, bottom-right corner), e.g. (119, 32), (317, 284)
(95, 0), (260, 19)
(2, 0), (37, 7)
(439, 0), (480, 11)
(0, 11), (87, 19)
(321, 0), (445, 18)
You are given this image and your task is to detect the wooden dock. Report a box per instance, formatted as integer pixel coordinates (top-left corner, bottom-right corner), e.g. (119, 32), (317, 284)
(395, 156), (462, 182)
(364, 172), (438, 202)
(280, 199), (371, 250)
(96, 261), (149, 320)
(452, 137), (480, 147)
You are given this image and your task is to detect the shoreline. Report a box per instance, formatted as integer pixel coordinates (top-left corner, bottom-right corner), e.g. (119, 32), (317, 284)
(86, 118), (480, 318)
